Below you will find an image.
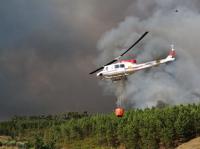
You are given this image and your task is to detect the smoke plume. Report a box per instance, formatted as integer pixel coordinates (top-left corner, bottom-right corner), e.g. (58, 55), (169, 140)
(97, 0), (200, 109)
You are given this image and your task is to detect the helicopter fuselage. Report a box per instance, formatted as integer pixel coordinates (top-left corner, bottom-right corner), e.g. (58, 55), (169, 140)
(96, 49), (175, 81)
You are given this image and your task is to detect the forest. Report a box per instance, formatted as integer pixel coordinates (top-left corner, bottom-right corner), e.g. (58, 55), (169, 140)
(0, 104), (200, 149)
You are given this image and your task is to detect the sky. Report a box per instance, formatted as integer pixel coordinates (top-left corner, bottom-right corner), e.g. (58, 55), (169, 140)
(0, 0), (136, 120)
(1, 0), (200, 120)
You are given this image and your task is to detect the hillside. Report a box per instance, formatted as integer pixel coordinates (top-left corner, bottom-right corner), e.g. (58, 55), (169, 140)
(0, 136), (18, 149)
(176, 137), (200, 149)
(0, 104), (200, 148)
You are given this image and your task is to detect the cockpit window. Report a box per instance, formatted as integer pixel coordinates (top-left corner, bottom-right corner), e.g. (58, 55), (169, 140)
(120, 64), (125, 68)
(115, 65), (119, 68)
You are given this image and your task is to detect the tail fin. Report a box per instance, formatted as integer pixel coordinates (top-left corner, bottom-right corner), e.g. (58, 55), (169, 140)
(166, 45), (176, 60)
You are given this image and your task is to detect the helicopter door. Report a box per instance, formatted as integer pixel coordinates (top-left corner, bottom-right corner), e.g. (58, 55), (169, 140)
(119, 64), (125, 74)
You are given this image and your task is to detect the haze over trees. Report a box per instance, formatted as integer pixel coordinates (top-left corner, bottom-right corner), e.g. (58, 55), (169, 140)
(0, 104), (200, 148)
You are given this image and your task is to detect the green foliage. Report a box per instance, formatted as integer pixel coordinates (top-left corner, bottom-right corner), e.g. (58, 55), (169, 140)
(1, 104), (200, 148)
(34, 135), (56, 149)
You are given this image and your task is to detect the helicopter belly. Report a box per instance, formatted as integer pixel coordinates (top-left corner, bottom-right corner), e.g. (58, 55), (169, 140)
(103, 68), (135, 80)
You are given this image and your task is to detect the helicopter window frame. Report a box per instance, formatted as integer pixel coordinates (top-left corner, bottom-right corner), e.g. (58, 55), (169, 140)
(114, 65), (119, 69)
(120, 64), (125, 68)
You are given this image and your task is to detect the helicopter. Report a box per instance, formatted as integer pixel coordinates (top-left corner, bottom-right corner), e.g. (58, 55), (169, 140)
(89, 31), (176, 81)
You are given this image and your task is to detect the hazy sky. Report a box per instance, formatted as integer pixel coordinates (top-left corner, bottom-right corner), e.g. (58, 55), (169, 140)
(0, 0), (138, 120)
(1, 0), (200, 120)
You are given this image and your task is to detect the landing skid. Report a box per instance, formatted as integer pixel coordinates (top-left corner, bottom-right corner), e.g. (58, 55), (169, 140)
(112, 76), (127, 82)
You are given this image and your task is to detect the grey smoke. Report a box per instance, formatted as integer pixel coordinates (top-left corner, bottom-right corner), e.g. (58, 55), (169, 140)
(97, 0), (200, 108)
(1, 0), (200, 120)
(0, 0), (136, 120)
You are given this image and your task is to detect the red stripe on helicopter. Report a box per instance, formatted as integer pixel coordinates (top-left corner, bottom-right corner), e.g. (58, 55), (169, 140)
(121, 59), (137, 63)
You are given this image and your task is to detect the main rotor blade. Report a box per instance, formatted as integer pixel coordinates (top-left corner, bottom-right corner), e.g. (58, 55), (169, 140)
(89, 32), (148, 75)
(105, 59), (118, 66)
(120, 31), (148, 57)
(89, 66), (104, 74)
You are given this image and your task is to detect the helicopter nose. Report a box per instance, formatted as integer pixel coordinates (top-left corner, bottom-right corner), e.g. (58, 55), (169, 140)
(97, 73), (103, 79)
(97, 73), (102, 77)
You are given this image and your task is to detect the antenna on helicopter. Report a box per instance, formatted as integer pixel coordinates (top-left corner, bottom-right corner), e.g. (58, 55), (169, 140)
(171, 44), (175, 51)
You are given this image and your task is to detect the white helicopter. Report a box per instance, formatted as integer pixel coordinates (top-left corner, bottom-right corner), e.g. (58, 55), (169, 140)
(89, 32), (176, 81)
